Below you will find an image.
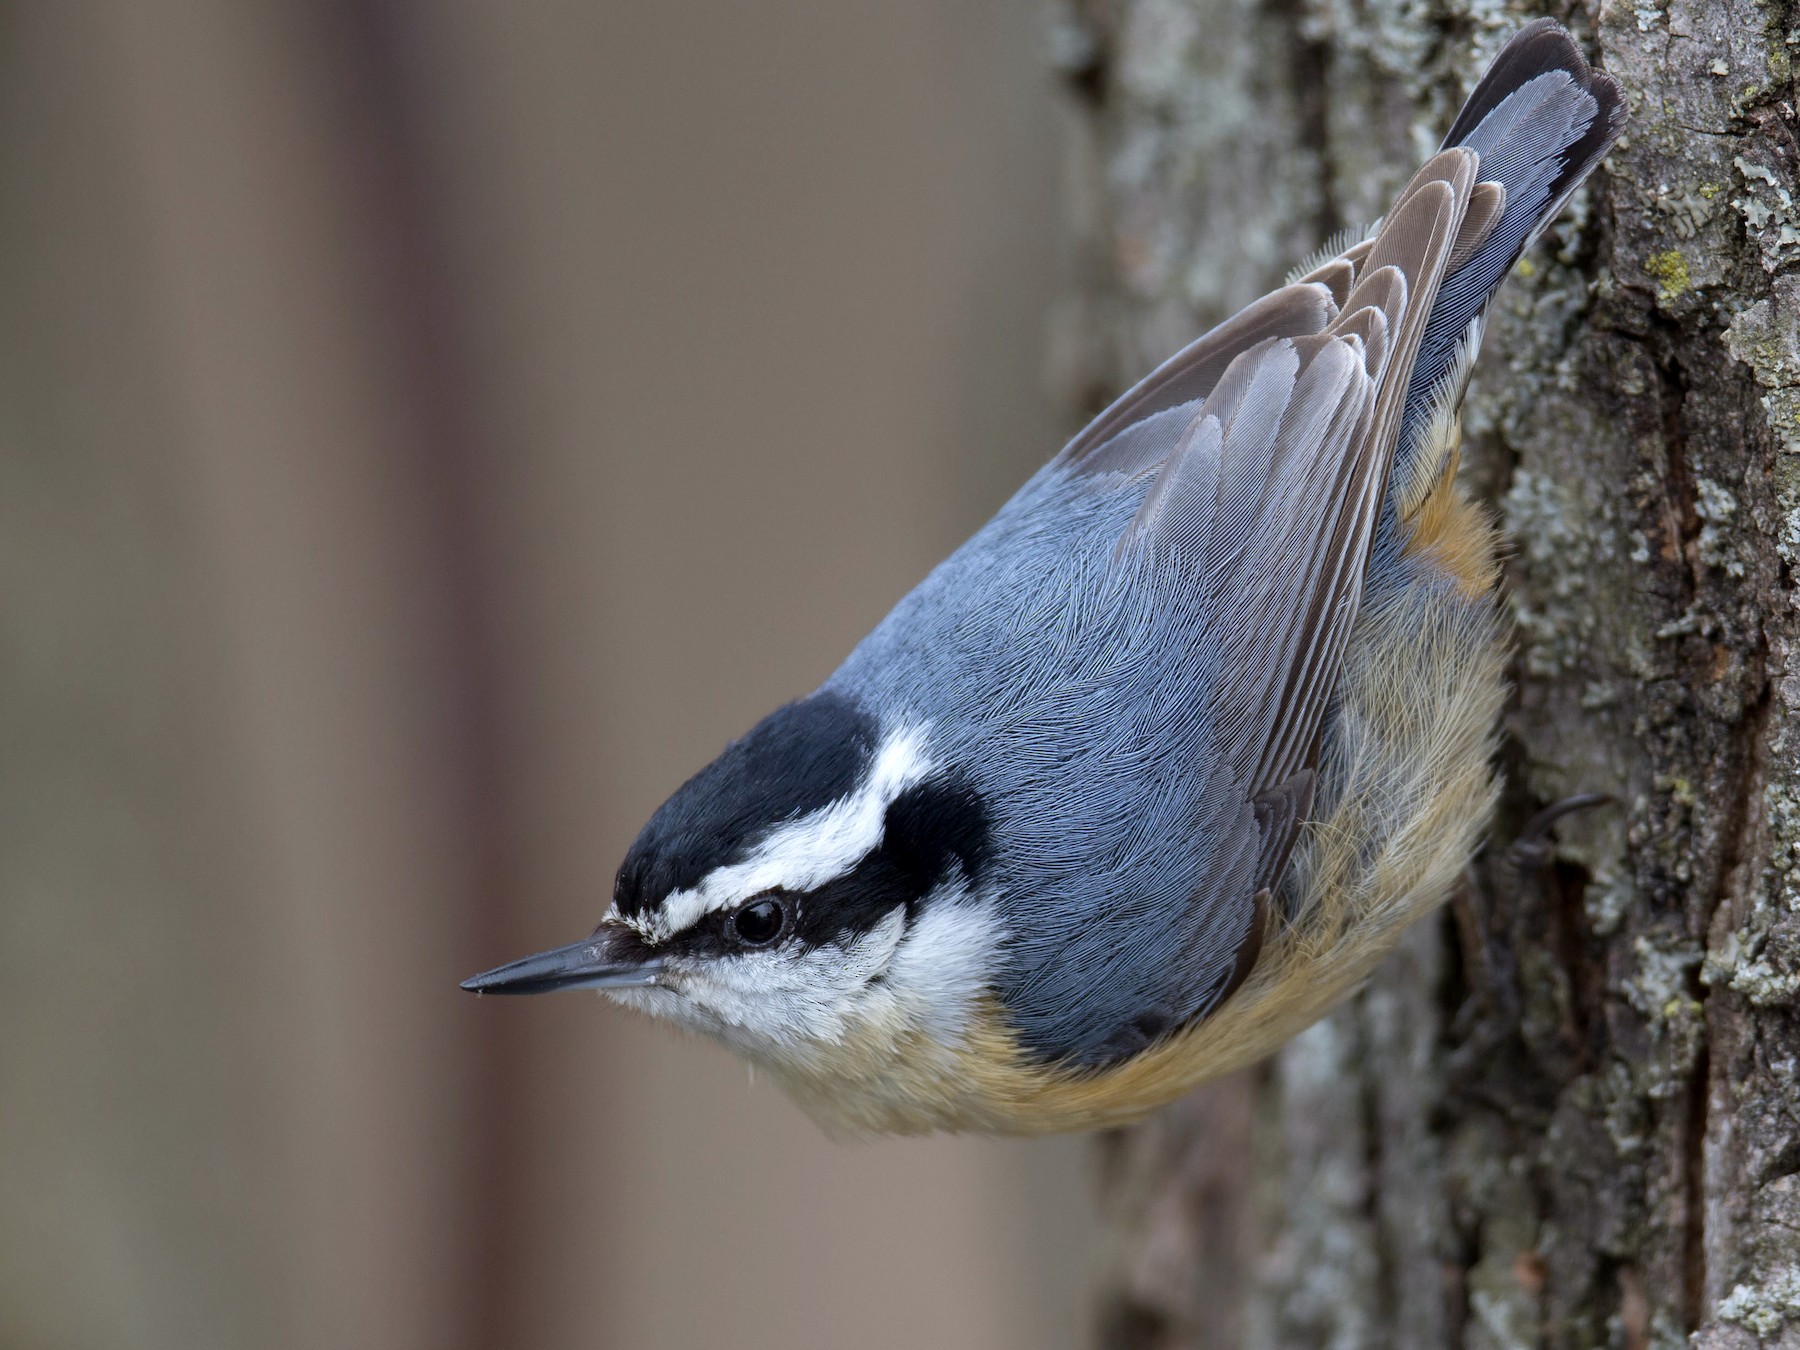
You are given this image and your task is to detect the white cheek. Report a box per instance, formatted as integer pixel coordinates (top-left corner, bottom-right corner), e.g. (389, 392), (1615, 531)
(617, 914), (909, 1050)
(608, 888), (1002, 1056)
(604, 984), (687, 1024)
(881, 894), (1003, 1041)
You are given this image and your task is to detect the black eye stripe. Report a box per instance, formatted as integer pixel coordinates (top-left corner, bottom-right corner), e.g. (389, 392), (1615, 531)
(652, 776), (991, 956)
(784, 776), (991, 949)
(785, 854), (915, 949)
(657, 903), (776, 960)
(882, 777), (990, 893)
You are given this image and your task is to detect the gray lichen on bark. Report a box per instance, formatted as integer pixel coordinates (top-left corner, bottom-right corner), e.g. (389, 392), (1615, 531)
(1053, 1), (1800, 1346)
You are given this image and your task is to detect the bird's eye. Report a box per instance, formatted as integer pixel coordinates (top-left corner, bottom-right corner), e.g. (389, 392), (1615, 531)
(728, 896), (788, 948)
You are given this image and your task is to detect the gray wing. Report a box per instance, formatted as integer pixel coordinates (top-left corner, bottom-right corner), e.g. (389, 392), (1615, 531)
(1083, 149), (1479, 1008)
(1059, 164), (1500, 496)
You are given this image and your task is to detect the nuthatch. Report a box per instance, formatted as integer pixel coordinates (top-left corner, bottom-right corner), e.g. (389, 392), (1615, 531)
(464, 21), (1624, 1136)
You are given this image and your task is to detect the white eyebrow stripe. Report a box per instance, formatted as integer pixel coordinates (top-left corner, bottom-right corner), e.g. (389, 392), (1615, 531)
(650, 725), (934, 940)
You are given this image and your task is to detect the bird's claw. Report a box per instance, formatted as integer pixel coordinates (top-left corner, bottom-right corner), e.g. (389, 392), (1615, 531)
(1503, 792), (1613, 875)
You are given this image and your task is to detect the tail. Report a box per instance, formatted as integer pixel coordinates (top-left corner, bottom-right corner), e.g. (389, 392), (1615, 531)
(1393, 20), (1624, 491)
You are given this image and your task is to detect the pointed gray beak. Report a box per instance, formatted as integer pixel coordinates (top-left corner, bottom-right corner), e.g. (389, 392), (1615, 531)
(461, 925), (665, 996)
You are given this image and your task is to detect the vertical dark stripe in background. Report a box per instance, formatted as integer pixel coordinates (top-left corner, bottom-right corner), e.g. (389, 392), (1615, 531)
(306, 6), (522, 1346)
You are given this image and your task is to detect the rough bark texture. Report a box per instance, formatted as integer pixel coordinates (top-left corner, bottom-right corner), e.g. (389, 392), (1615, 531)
(1054, 2), (1800, 1347)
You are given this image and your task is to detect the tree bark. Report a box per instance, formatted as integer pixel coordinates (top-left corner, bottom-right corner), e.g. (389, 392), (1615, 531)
(1055, 2), (1800, 1347)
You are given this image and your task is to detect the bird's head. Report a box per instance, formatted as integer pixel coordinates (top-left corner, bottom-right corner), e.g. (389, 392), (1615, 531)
(463, 693), (1003, 1085)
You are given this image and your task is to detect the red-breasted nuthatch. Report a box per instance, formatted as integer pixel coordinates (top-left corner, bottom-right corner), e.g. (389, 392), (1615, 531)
(464, 20), (1624, 1136)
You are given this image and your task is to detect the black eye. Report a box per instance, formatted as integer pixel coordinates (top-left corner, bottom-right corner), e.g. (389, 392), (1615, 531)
(728, 896), (788, 948)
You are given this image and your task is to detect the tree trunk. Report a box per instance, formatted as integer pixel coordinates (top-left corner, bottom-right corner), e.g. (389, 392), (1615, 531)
(1056, 2), (1800, 1347)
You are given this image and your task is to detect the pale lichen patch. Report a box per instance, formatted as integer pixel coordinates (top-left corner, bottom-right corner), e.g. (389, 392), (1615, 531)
(1694, 476), (1746, 576)
(1706, 775), (1800, 1010)
(1502, 469), (1610, 676)
(1723, 285), (1800, 445)
(1718, 1266), (1800, 1338)
(1734, 155), (1800, 273)
(1622, 933), (1706, 1097)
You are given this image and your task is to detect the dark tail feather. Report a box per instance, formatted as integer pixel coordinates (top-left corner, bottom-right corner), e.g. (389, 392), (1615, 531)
(1397, 21), (1624, 459)
(1443, 18), (1624, 174)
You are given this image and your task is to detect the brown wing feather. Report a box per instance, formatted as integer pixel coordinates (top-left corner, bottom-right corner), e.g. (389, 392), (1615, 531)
(1121, 148), (1479, 883)
(1449, 181), (1507, 272)
(1060, 281), (1338, 471)
(1294, 235), (1376, 293)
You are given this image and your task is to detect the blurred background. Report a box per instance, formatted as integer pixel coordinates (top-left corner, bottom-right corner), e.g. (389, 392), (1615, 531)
(0, 2), (1097, 1347)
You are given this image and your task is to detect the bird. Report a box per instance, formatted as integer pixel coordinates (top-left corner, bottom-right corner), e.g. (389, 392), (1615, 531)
(462, 19), (1625, 1136)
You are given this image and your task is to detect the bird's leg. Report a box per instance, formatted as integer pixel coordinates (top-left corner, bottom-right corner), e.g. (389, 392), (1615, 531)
(1504, 792), (1614, 875)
